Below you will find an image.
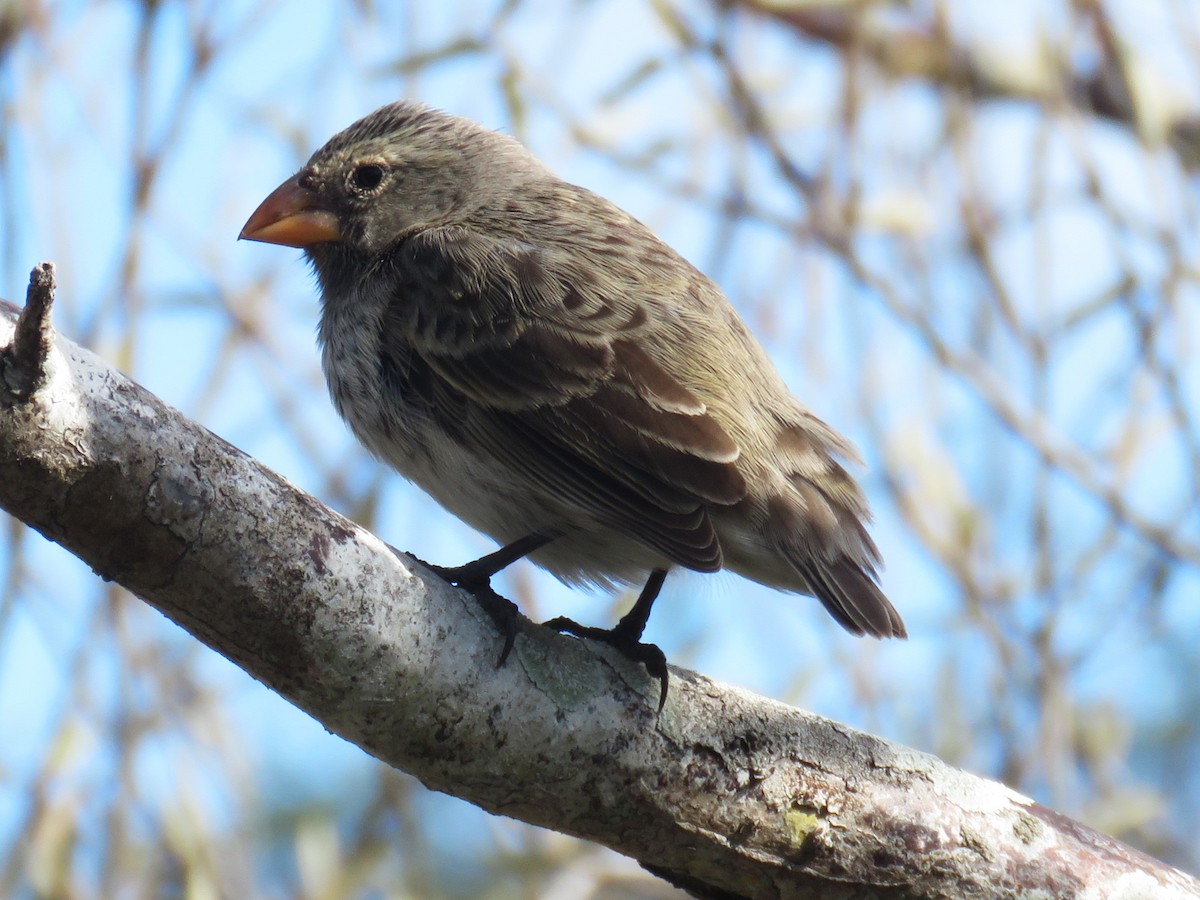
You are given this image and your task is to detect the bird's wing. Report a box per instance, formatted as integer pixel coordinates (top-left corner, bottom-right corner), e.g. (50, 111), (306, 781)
(381, 226), (747, 571)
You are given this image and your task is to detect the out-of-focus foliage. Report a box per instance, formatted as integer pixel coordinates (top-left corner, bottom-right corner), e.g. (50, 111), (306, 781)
(1, 0), (1197, 895)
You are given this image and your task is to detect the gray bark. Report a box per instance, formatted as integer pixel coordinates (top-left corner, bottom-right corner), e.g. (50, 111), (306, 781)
(1, 271), (1197, 899)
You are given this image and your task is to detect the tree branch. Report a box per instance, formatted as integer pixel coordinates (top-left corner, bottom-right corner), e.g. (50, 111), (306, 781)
(1, 268), (1196, 898)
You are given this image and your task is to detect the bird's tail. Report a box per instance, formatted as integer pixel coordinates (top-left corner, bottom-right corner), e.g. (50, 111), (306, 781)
(786, 549), (907, 639)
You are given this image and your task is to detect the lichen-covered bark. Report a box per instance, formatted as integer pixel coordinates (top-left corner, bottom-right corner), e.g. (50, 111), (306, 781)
(2, 290), (1197, 899)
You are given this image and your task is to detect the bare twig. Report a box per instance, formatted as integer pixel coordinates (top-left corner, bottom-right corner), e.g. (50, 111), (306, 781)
(732, 0), (1200, 168)
(0, 262), (55, 401)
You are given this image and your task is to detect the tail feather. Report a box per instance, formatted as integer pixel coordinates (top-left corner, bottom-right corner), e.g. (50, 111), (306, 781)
(791, 553), (906, 639)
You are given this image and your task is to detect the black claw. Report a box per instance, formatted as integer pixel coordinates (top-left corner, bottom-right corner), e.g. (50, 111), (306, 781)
(473, 584), (521, 667)
(414, 555), (521, 667)
(544, 616), (670, 713)
(642, 647), (669, 715)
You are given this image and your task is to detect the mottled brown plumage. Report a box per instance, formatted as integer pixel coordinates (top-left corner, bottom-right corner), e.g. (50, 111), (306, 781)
(241, 101), (905, 695)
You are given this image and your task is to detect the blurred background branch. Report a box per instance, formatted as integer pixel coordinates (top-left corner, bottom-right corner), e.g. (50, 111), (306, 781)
(0, 0), (1197, 896)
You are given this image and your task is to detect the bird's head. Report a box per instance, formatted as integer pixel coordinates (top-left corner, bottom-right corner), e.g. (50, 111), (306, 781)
(240, 101), (529, 265)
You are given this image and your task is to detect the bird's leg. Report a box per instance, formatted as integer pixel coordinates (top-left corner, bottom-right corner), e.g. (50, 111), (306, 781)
(544, 568), (671, 713)
(427, 532), (553, 590)
(418, 532), (553, 666)
(608, 568), (667, 644)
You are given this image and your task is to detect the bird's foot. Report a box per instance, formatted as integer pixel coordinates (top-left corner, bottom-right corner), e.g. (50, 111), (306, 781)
(414, 555), (521, 667)
(426, 559), (495, 592)
(466, 583), (522, 667)
(541, 616), (669, 713)
(424, 532), (552, 594)
(410, 535), (553, 666)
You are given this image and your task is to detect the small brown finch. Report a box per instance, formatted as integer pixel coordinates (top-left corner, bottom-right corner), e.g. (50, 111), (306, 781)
(241, 101), (905, 707)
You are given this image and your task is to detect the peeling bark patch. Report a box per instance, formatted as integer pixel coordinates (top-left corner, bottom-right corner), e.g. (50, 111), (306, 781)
(1003, 854), (1084, 898)
(1025, 799), (1147, 868)
(1012, 809), (1043, 844)
(296, 492), (357, 545)
(895, 820), (945, 856)
(328, 518), (356, 544)
(308, 532), (332, 575)
(784, 803), (823, 848)
(147, 466), (212, 537)
(959, 827), (996, 862)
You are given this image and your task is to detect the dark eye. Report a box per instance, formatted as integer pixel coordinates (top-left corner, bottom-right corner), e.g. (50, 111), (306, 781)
(350, 164), (385, 192)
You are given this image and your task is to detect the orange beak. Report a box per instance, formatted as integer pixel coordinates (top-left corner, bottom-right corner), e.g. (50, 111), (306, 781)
(239, 175), (342, 247)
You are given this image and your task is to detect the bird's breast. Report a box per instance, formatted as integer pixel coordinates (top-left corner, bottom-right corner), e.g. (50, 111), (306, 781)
(318, 282), (433, 461)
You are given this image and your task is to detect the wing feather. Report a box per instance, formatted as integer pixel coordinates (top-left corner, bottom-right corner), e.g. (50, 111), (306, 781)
(383, 226), (747, 571)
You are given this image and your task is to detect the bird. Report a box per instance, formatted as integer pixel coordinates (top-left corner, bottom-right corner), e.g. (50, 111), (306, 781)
(240, 100), (906, 709)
